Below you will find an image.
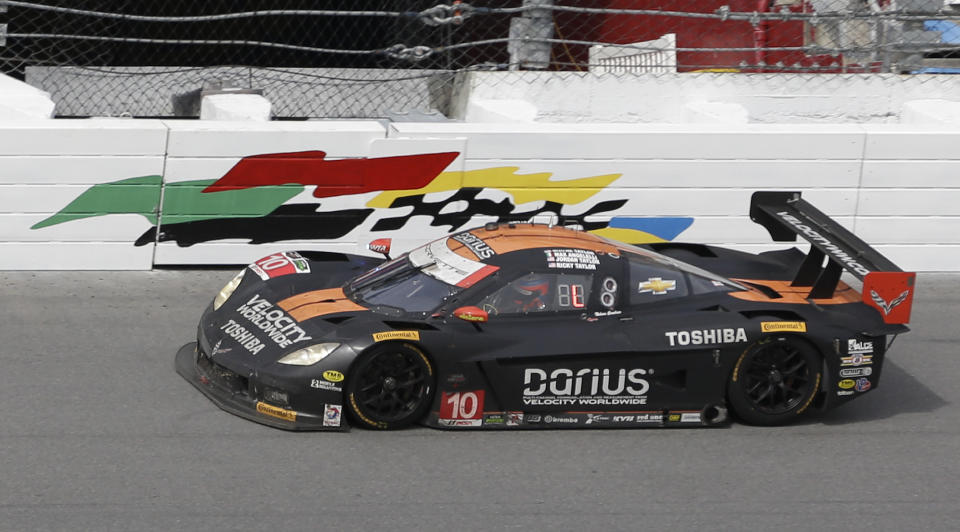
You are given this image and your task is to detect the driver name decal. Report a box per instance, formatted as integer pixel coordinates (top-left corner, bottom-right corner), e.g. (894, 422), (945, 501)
(522, 368), (650, 406)
(544, 249), (599, 270)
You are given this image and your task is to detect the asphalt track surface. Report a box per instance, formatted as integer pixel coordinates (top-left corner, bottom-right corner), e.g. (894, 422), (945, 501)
(0, 270), (958, 531)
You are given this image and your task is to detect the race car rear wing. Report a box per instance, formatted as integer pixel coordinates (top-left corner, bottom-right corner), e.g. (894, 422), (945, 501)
(750, 191), (915, 324)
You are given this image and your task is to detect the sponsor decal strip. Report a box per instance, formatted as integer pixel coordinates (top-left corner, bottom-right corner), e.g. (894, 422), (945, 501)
(775, 211), (870, 276)
(848, 339), (874, 354)
(761, 321), (807, 333)
(323, 404), (342, 427)
(256, 402), (297, 422)
(451, 232), (496, 260)
(235, 294), (312, 348)
(410, 239), (499, 288)
(249, 251), (310, 281)
(665, 328), (747, 347)
(522, 368), (650, 407)
(372, 330), (420, 342)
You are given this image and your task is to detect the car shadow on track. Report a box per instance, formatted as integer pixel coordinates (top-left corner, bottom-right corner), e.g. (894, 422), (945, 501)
(803, 360), (947, 425)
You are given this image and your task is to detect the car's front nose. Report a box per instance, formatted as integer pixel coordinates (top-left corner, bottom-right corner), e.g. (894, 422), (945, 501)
(176, 340), (351, 431)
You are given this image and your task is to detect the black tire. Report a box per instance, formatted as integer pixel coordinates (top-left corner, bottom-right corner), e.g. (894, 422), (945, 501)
(345, 342), (435, 430)
(727, 336), (822, 426)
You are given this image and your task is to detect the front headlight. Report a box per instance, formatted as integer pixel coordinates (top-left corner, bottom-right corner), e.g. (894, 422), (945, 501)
(213, 270), (245, 310)
(277, 343), (340, 366)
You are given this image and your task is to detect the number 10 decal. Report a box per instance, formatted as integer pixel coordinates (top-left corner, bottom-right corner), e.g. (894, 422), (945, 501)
(439, 391), (485, 424)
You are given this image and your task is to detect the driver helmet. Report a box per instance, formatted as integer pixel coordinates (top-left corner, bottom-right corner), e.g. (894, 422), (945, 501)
(512, 274), (550, 310)
(515, 275), (549, 298)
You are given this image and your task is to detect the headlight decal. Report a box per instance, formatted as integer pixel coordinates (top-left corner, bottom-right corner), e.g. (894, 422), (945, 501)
(277, 342), (341, 366)
(213, 270), (245, 310)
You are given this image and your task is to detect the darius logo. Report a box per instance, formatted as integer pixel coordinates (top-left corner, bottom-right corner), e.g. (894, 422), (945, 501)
(522, 368), (650, 406)
(665, 328), (747, 347)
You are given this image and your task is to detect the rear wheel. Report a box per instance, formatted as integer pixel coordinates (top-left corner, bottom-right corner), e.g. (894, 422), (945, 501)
(727, 336), (822, 426)
(345, 343), (434, 430)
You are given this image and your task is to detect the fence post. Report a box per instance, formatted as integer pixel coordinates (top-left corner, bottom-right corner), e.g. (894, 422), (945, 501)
(508, 0), (554, 70)
(0, 0), (7, 47)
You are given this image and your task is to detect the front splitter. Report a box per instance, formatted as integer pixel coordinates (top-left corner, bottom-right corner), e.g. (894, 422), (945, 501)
(174, 342), (347, 431)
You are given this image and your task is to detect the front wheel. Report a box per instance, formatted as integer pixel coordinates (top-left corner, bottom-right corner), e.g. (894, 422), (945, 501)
(727, 336), (822, 426)
(345, 343), (435, 430)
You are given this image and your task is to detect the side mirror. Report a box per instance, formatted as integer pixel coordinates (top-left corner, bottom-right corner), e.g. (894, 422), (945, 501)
(453, 306), (488, 323)
(368, 238), (391, 259)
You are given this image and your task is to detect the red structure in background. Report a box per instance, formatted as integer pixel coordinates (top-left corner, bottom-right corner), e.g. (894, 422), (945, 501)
(556, 1), (881, 73)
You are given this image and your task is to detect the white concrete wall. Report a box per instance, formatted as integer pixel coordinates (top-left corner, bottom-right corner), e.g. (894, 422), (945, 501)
(450, 72), (960, 124)
(0, 119), (167, 269)
(2, 120), (958, 271)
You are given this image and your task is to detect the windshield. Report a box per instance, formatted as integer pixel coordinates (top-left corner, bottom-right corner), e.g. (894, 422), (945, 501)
(348, 256), (462, 314)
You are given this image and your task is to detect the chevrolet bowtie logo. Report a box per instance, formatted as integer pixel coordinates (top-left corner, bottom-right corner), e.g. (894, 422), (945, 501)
(870, 289), (910, 315)
(639, 277), (676, 295)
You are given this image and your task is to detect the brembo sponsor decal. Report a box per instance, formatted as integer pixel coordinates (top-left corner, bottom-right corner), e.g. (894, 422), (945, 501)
(522, 368), (650, 406)
(235, 294), (312, 348)
(775, 212), (871, 276)
(664, 328), (747, 347)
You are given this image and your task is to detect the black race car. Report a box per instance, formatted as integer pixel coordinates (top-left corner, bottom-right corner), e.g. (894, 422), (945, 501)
(175, 191), (916, 430)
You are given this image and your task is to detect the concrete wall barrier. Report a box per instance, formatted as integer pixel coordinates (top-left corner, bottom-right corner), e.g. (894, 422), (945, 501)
(4, 120), (958, 271)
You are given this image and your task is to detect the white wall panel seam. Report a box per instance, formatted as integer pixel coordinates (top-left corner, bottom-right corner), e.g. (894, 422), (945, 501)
(152, 121), (172, 267)
(854, 129), (869, 235)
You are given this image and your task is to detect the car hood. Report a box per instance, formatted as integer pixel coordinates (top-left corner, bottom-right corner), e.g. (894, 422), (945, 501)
(201, 258), (376, 369)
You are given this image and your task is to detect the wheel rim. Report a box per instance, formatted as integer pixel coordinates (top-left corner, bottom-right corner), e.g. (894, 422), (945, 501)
(740, 342), (813, 415)
(354, 349), (430, 423)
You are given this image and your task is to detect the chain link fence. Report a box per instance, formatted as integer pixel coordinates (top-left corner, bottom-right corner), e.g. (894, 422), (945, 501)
(2, 0), (959, 118)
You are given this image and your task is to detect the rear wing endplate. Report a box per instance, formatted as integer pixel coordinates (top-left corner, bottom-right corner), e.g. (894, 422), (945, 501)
(750, 191), (915, 324)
